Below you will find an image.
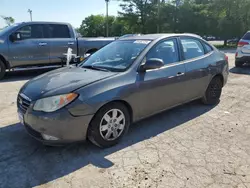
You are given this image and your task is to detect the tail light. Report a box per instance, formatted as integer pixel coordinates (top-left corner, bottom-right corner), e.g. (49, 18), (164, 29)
(225, 54), (228, 61)
(237, 41), (249, 47)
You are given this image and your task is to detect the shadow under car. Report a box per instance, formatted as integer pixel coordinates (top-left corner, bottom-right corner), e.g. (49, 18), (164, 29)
(0, 100), (215, 188)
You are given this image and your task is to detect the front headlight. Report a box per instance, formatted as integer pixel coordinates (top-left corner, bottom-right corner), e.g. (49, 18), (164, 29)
(33, 93), (78, 112)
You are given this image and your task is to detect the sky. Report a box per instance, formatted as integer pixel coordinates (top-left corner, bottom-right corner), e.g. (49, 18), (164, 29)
(0, 0), (121, 28)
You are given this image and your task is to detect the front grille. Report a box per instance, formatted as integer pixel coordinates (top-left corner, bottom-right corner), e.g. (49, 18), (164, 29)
(17, 94), (31, 114)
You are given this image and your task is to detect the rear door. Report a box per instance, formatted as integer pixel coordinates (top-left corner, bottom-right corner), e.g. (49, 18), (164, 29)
(47, 24), (77, 63)
(179, 37), (212, 100)
(8, 24), (50, 67)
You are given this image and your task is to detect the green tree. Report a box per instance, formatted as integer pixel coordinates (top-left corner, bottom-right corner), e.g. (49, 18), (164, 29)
(1, 16), (15, 26)
(119, 0), (156, 33)
(78, 15), (132, 37)
(212, 0), (250, 45)
(78, 15), (106, 37)
(78, 0), (250, 45)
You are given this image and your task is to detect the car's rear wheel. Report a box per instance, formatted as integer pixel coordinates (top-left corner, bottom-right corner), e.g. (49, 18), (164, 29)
(0, 60), (6, 80)
(235, 60), (244, 67)
(202, 76), (223, 105)
(88, 102), (130, 148)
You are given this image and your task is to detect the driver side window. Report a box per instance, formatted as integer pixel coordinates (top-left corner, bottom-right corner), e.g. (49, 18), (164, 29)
(14, 25), (44, 40)
(146, 39), (179, 65)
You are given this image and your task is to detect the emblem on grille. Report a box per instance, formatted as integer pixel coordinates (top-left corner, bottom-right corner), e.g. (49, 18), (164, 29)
(19, 98), (23, 104)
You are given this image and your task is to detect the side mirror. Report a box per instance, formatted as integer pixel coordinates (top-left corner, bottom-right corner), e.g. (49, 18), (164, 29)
(10, 32), (21, 42)
(139, 58), (164, 72)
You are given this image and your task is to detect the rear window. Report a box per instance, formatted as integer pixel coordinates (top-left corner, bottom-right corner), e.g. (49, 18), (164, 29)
(242, 32), (250, 40)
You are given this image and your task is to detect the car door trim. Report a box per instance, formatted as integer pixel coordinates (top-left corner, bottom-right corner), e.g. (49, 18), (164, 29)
(146, 51), (213, 72)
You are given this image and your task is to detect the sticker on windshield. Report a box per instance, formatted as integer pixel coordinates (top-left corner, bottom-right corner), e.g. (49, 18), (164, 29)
(134, 40), (151, 44)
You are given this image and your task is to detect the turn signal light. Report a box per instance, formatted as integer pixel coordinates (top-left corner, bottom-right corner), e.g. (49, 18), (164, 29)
(225, 55), (228, 61)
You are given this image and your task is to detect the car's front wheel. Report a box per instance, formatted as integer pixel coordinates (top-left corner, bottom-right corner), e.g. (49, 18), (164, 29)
(88, 102), (130, 148)
(202, 76), (223, 105)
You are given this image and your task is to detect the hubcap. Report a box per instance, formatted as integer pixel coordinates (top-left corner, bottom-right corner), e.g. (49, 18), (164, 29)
(99, 109), (125, 141)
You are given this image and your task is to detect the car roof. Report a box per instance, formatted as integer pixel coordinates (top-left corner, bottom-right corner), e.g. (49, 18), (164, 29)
(17, 21), (71, 25)
(118, 33), (202, 41)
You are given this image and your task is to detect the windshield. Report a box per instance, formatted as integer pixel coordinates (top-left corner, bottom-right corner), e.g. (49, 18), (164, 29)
(0, 24), (20, 36)
(80, 40), (151, 72)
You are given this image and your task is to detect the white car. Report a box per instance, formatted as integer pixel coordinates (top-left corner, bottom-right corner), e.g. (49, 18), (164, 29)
(235, 31), (250, 67)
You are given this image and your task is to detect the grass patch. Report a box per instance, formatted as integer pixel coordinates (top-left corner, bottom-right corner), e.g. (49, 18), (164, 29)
(214, 44), (237, 49)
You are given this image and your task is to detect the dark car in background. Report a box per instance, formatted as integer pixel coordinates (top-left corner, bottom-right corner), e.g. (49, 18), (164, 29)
(17, 34), (229, 148)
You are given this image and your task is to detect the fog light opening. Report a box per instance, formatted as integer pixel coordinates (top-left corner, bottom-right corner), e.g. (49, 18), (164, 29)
(42, 134), (59, 141)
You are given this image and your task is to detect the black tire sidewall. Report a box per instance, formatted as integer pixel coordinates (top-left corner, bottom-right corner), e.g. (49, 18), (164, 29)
(88, 102), (130, 148)
(0, 60), (6, 80)
(203, 77), (223, 105)
(235, 61), (243, 67)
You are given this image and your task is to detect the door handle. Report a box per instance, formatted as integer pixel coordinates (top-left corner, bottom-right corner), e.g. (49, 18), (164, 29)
(38, 42), (47, 46)
(68, 42), (74, 45)
(176, 72), (185, 76)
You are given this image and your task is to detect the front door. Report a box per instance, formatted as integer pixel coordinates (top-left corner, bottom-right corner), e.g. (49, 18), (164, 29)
(137, 38), (187, 118)
(8, 24), (50, 67)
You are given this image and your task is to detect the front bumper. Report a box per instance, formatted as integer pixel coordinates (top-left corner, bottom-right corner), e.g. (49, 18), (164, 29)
(21, 107), (94, 145)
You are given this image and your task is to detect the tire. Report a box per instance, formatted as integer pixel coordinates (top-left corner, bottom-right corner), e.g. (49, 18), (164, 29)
(235, 60), (244, 67)
(0, 60), (6, 80)
(88, 102), (130, 148)
(202, 76), (223, 105)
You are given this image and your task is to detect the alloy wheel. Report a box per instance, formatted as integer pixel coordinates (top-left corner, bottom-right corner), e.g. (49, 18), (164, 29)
(99, 109), (125, 141)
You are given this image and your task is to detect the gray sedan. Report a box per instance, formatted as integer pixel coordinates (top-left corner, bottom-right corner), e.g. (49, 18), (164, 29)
(17, 34), (229, 148)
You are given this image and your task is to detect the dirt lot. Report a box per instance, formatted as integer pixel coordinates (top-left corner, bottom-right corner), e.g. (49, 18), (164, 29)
(1, 50), (250, 188)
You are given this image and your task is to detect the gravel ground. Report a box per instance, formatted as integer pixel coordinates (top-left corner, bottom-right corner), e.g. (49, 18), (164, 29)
(1, 49), (250, 188)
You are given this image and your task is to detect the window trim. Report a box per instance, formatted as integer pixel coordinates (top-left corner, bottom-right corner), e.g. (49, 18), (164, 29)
(48, 24), (71, 39)
(142, 37), (181, 65)
(9, 24), (45, 41)
(178, 36), (209, 61)
(201, 41), (214, 54)
(146, 50), (214, 72)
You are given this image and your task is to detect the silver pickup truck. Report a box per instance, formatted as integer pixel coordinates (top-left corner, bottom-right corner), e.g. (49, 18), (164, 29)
(0, 21), (115, 79)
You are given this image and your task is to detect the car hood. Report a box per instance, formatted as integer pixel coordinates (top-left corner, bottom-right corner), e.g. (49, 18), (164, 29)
(20, 67), (118, 101)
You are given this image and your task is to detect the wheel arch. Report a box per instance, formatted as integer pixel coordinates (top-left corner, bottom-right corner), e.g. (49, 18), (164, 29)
(212, 74), (224, 86)
(96, 100), (133, 123)
(87, 100), (133, 135)
(0, 54), (10, 69)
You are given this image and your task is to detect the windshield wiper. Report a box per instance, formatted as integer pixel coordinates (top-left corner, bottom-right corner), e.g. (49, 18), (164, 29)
(81, 65), (110, 72)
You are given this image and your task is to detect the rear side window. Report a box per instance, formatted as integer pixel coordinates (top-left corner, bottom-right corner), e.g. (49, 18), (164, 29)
(242, 32), (250, 40)
(203, 42), (213, 53)
(180, 38), (205, 60)
(48, 24), (70, 38)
